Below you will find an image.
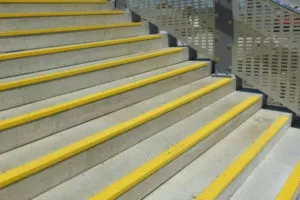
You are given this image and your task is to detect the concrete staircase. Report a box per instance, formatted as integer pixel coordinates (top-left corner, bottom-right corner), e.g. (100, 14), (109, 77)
(0, 1), (299, 200)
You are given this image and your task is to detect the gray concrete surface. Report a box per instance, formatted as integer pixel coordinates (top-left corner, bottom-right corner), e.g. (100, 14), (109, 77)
(0, 34), (168, 78)
(144, 109), (291, 200)
(0, 3), (111, 13)
(0, 13), (131, 31)
(0, 76), (233, 200)
(231, 127), (300, 200)
(0, 76), (231, 173)
(0, 48), (189, 110)
(0, 23), (150, 53)
(0, 61), (210, 153)
(29, 91), (262, 200)
(0, 3), (295, 200)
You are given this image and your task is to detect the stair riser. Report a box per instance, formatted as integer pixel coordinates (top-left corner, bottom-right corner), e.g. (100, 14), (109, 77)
(0, 66), (210, 154)
(0, 4), (111, 13)
(0, 50), (189, 110)
(118, 98), (263, 200)
(217, 120), (291, 200)
(0, 36), (168, 78)
(295, 190), (300, 200)
(0, 14), (130, 32)
(0, 24), (149, 53)
(0, 78), (233, 200)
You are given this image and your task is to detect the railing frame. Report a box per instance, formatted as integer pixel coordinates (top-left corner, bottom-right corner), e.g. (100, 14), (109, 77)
(123, 0), (300, 115)
(233, 0), (300, 115)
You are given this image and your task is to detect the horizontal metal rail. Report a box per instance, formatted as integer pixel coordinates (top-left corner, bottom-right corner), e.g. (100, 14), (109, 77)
(267, 0), (300, 15)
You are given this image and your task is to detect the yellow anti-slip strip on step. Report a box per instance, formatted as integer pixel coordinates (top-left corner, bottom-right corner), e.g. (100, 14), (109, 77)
(0, 78), (232, 189)
(0, 48), (182, 91)
(89, 96), (260, 200)
(196, 116), (290, 200)
(0, 22), (142, 37)
(0, 34), (162, 61)
(276, 161), (300, 200)
(0, 0), (107, 3)
(0, 62), (207, 132)
(0, 10), (124, 18)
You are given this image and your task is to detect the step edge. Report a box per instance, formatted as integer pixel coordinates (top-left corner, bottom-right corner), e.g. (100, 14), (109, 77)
(0, 62), (208, 132)
(0, 77), (232, 189)
(0, 10), (123, 18)
(0, 48), (183, 91)
(0, 34), (162, 61)
(275, 161), (300, 200)
(0, 22), (142, 37)
(196, 115), (290, 200)
(89, 95), (260, 200)
(0, 0), (107, 3)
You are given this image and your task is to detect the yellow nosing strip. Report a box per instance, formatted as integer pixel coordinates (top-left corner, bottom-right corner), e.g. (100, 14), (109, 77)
(0, 10), (124, 18)
(0, 78), (232, 189)
(0, 34), (162, 61)
(89, 96), (260, 200)
(0, 22), (142, 37)
(0, 48), (182, 91)
(0, 0), (108, 3)
(196, 116), (290, 200)
(0, 62), (207, 132)
(276, 161), (300, 200)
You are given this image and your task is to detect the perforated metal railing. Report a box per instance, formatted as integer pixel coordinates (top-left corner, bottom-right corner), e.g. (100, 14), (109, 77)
(127, 0), (215, 59)
(125, 0), (300, 114)
(233, 0), (300, 114)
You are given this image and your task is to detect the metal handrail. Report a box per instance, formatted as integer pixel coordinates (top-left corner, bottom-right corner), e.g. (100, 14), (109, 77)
(267, 0), (300, 15)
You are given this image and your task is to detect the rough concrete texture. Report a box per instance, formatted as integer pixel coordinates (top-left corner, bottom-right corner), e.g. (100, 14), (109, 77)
(30, 91), (261, 200)
(0, 48), (189, 110)
(0, 34), (169, 78)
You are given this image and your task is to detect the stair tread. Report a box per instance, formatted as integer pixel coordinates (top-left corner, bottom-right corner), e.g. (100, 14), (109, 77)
(0, 60), (206, 120)
(0, 76), (224, 173)
(0, 47), (183, 87)
(31, 91), (257, 200)
(0, 10), (123, 18)
(0, 2), (295, 199)
(144, 109), (290, 200)
(0, 22), (142, 38)
(0, 22), (149, 53)
(275, 161), (300, 200)
(0, 11), (130, 32)
(0, 76), (231, 191)
(231, 127), (300, 200)
(0, 34), (162, 61)
(0, 0), (108, 3)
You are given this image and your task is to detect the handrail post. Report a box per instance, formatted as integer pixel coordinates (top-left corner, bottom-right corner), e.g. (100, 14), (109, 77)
(214, 0), (234, 75)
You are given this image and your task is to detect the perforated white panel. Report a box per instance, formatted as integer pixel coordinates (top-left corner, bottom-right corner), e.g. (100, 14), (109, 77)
(127, 0), (215, 58)
(233, 0), (300, 114)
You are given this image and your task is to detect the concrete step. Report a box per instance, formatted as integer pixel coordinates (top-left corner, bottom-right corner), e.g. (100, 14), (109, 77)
(0, 0), (111, 13)
(0, 22), (149, 52)
(0, 61), (211, 153)
(275, 162), (300, 200)
(231, 127), (300, 200)
(0, 11), (129, 31)
(0, 34), (168, 78)
(0, 76), (234, 200)
(30, 91), (262, 200)
(145, 109), (291, 200)
(0, 47), (189, 110)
